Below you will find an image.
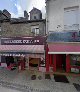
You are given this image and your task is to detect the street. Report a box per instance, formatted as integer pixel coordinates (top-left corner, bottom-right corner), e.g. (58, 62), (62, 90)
(0, 68), (80, 92)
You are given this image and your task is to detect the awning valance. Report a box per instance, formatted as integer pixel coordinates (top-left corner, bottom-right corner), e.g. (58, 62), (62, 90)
(0, 45), (44, 58)
(48, 43), (80, 54)
(0, 45), (44, 53)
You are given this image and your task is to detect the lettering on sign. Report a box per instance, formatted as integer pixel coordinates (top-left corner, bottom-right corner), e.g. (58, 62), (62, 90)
(1, 36), (46, 45)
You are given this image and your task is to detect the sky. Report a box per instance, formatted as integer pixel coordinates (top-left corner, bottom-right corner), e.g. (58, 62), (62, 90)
(0, 0), (46, 18)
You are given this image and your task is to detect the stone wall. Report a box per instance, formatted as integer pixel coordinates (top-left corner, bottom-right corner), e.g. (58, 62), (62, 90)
(1, 21), (46, 37)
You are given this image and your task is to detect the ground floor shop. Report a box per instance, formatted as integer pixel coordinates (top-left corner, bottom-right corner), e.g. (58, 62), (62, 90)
(0, 36), (46, 72)
(46, 54), (80, 73)
(46, 43), (80, 74)
(0, 53), (46, 72)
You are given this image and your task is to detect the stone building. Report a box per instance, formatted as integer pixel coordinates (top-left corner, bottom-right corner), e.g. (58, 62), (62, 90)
(0, 10), (11, 64)
(0, 8), (46, 37)
(0, 9), (10, 41)
(0, 8), (46, 72)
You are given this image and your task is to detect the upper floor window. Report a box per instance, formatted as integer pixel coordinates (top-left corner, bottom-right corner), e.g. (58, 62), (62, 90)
(31, 26), (39, 36)
(64, 6), (79, 30)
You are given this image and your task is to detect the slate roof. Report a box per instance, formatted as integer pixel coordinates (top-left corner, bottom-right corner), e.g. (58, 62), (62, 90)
(29, 7), (41, 13)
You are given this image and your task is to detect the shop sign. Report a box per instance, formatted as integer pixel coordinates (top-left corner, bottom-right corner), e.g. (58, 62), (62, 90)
(0, 53), (25, 57)
(1, 36), (46, 45)
(0, 52), (44, 57)
(47, 31), (80, 42)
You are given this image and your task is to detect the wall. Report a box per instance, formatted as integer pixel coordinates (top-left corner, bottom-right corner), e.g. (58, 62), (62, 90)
(46, 0), (80, 33)
(1, 21), (46, 37)
(30, 13), (41, 20)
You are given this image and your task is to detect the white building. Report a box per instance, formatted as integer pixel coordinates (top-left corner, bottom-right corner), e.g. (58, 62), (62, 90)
(46, 0), (80, 34)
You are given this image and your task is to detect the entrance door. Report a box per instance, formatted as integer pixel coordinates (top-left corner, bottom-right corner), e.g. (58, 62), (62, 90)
(29, 58), (39, 70)
(56, 54), (66, 72)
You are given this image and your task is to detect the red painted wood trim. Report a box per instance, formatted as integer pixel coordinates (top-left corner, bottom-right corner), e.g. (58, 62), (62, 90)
(66, 55), (70, 73)
(49, 54), (52, 66)
(46, 45), (49, 72)
(53, 54), (56, 72)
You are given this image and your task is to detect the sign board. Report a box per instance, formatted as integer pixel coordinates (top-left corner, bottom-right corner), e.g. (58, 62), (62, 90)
(1, 36), (46, 45)
(47, 31), (80, 42)
(0, 52), (44, 57)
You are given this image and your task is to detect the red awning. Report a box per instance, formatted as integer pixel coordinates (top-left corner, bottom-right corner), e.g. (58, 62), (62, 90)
(48, 43), (80, 54)
(0, 45), (44, 53)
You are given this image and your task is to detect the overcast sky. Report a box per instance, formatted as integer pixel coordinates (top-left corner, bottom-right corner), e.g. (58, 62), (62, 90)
(0, 0), (46, 18)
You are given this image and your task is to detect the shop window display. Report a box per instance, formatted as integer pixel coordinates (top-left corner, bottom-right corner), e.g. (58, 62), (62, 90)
(70, 55), (80, 73)
(40, 57), (45, 67)
(70, 55), (80, 66)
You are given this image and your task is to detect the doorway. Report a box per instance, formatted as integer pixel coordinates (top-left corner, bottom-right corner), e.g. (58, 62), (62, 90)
(56, 54), (66, 72)
(29, 58), (40, 70)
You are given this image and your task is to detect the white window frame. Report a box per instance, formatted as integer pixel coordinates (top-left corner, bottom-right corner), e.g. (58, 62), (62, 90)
(31, 26), (39, 36)
(64, 6), (79, 31)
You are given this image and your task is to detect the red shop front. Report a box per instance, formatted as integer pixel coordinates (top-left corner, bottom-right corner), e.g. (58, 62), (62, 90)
(46, 43), (80, 73)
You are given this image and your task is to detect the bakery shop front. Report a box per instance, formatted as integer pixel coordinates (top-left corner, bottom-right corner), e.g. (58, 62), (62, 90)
(0, 36), (46, 72)
(46, 32), (80, 74)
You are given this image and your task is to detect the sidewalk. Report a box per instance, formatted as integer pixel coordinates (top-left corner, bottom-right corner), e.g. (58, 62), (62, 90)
(0, 68), (80, 92)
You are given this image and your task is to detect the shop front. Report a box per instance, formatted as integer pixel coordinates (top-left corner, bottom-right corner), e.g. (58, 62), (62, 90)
(0, 36), (46, 72)
(46, 32), (80, 73)
(47, 43), (80, 73)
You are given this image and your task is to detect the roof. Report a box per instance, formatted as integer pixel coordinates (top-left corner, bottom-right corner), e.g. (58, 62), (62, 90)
(0, 10), (10, 22)
(29, 7), (41, 13)
(10, 18), (46, 24)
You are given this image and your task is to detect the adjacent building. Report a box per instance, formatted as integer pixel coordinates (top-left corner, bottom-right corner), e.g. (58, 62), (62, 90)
(46, 0), (80, 33)
(46, 0), (80, 73)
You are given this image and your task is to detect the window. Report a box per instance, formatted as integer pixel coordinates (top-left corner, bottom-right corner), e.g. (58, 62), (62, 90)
(64, 6), (79, 30)
(70, 55), (80, 66)
(78, 31), (80, 37)
(34, 16), (36, 19)
(31, 26), (39, 36)
(70, 55), (80, 73)
(35, 28), (39, 35)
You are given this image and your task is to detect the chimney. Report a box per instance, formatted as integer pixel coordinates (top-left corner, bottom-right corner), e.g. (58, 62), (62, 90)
(24, 10), (29, 20)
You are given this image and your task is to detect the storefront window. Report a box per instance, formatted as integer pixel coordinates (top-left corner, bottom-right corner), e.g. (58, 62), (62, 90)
(70, 55), (80, 66)
(40, 57), (45, 67)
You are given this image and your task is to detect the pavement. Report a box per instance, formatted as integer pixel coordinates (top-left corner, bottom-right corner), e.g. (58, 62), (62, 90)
(0, 67), (80, 92)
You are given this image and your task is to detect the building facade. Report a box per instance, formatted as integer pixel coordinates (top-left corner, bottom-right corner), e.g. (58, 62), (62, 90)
(46, 0), (80, 33)
(1, 19), (46, 37)
(46, 0), (80, 74)
(0, 8), (46, 72)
